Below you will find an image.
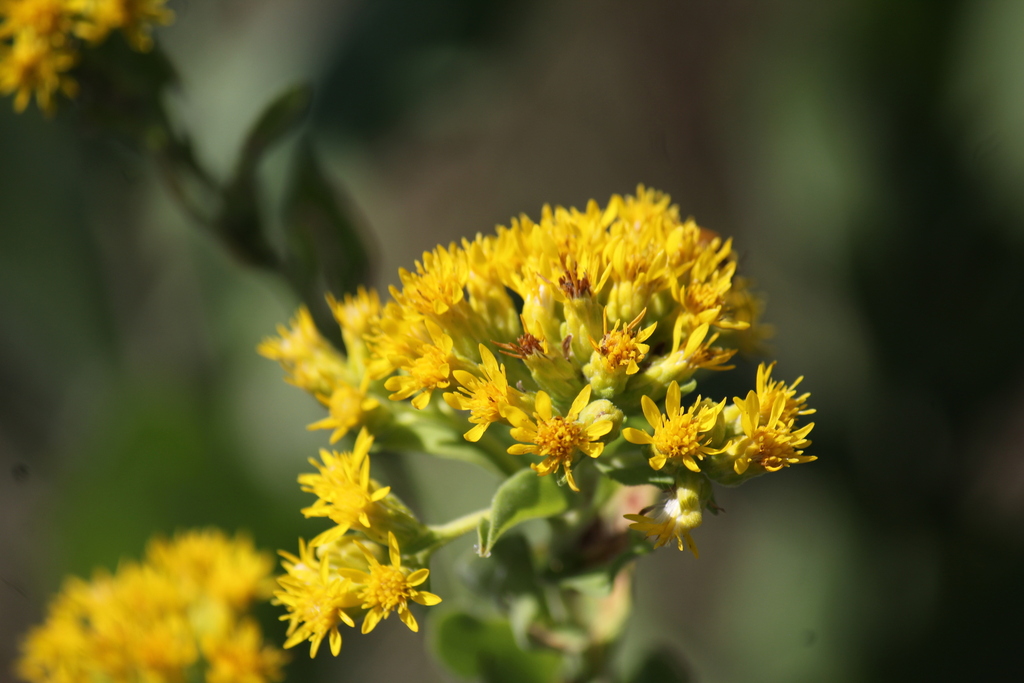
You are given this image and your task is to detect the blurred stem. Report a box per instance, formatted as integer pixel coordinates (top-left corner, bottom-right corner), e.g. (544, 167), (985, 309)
(414, 508), (490, 561)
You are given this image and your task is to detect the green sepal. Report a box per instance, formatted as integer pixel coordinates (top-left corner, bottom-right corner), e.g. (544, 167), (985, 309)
(430, 610), (561, 683)
(478, 469), (571, 557)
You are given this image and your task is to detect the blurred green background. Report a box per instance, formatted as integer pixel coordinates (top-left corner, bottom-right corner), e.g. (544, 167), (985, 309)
(3, 0), (1024, 681)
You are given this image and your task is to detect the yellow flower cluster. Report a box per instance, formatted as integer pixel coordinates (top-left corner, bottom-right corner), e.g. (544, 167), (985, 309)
(0, 0), (172, 113)
(272, 427), (441, 658)
(262, 187), (816, 572)
(17, 529), (285, 683)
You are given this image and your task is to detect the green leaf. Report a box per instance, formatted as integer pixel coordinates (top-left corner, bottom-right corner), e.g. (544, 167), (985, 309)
(387, 421), (506, 475)
(431, 611), (561, 683)
(282, 140), (372, 335)
(479, 469), (570, 557)
(237, 84), (312, 173)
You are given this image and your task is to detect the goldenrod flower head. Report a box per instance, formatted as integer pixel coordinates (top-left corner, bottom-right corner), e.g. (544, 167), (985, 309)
(259, 306), (347, 396)
(145, 528), (274, 611)
(275, 539), (361, 658)
(728, 390), (815, 475)
(391, 242), (469, 317)
(308, 376), (381, 444)
(443, 344), (516, 442)
(755, 361), (815, 425)
(298, 428), (392, 545)
(73, 0), (173, 51)
(625, 478), (706, 557)
(0, 30), (76, 113)
(590, 308), (656, 376)
(18, 529), (283, 683)
(202, 619), (288, 683)
(506, 385), (613, 491)
(0, 0), (75, 42)
(382, 319), (454, 409)
(328, 286), (380, 367)
(338, 532), (441, 635)
(623, 382), (724, 472)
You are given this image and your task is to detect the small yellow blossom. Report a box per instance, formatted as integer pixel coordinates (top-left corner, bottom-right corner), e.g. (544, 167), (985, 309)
(590, 308), (656, 376)
(0, 30), (76, 113)
(382, 319), (454, 409)
(258, 306), (348, 397)
(308, 376), (380, 444)
(727, 390), (815, 474)
(74, 0), (173, 51)
(0, 0), (75, 42)
(275, 539), (361, 658)
(145, 528), (274, 610)
(623, 381), (724, 472)
(338, 532), (441, 635)
(625, 481), (705, 557)
(17, 529), (283, 683)
(755, 361), (815, 426)
(298, 428), (392, 546)
(202, 619), (287, 683)
(443, 344), (516, 442)
(506, 385), (613, 492)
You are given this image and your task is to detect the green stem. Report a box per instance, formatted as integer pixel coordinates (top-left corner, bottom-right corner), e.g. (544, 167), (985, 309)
(426, 508), (490, 546)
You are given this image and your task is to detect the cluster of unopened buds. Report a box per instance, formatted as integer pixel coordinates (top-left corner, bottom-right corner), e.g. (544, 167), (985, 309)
(261, 186), (817, 659)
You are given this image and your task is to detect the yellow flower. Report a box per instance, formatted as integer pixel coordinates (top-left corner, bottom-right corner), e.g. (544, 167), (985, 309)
(308, 376), (380, 444)
(728, 390), (815, 474)
(443, 344), (515, 442)
(391, 242), (469, 317)
(74, 0), (173, 51)
(17, 529), (282, 682)
(506, 385), (613, 492)
(625, 480), (705, 557)
(590, 308), (656, 376)
(328, 286), (380, 368)
(202, 619), (288, 683)
(382, 319), (454, 409)
(297, 428), (392, 546)
(755, 361), (815, 426)
(622, 381), (724, 472)
(275, 539), (362, 658)
(258, 306), (347, 397)
(338, 532), (441, 634)
(0, 0), (76, 42)
(145, 528), (274, 610)
(0, 30), (76, 113)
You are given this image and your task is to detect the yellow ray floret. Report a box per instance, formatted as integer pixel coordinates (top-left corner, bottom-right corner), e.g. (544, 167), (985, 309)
(297, 429), (392, 546)
(338, 532), (442, 635)
(0, 30), (76, 113)
(755, 361), (815, 426)
(74, 0), (174, 51)
(18, 529), (283, 683)
(506, 385), (613, 492)
(625, 483), (704, 557)
(0, 0), (76, 42)
(728, 390), (815, 474)
(258, 306), (347, 397)
(308, 376), (380, 444)
(275, 539), (361, 658)
(590, 308), (656, 376)
(443, 344), (517, 442)
(623, 381), (724, 472)
(383, 319), (454, 409)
